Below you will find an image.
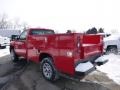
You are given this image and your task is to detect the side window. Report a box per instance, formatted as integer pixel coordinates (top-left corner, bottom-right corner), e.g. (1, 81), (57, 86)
(19, 30), (27, 40)
(30, 29), (55, 35)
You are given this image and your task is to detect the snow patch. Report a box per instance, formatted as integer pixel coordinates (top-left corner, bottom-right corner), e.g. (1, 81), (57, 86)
(0, 46), (10, 57)
(97, 54), (120, 85)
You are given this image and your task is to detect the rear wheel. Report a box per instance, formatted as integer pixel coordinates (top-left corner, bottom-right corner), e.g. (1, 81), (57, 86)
(10, 49), (18, 62)
(41, 57), (59, 81)
(106, 46), (118, 54)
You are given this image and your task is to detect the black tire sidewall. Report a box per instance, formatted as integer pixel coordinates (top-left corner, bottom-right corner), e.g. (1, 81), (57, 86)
(106, 46), (118, 54)
(10, 49), (18, 62)
(41, 57), (56, 81)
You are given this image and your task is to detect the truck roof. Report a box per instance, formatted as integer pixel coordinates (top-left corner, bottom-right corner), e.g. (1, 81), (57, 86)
(28, 28), (54, 31)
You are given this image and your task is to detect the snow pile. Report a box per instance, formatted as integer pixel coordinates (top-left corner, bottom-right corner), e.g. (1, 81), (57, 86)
(97, 54), (120, 85)
(0, 46), (10, 57)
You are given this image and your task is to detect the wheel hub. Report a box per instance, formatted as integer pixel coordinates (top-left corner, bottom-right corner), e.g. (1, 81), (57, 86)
(43, 62), (52, 79)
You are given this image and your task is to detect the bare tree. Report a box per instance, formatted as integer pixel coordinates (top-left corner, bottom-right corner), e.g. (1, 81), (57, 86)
(22, 22), (28, 30)
(0, 14), (9, 29)
(86, 27), (97, 34)
(98, 28), (104, 33)
(13, 18), (20, 29)
(0, 14), (28, 30)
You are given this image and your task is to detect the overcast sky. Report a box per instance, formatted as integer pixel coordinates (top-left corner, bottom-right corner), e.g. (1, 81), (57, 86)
(0, 0), (120, 33)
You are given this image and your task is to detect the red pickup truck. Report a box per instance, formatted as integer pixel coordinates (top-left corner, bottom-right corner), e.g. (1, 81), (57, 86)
(10, 28), (108, 81)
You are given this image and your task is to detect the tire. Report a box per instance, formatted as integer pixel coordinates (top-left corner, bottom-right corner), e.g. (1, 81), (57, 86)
(10, 49), (18, 62)
(0, 46), (6, 49)
(41, 57), (58, 81)
(106, 46), (118, 54)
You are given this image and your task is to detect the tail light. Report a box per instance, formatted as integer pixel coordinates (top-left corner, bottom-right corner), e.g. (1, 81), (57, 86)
(100, 35), (104, 54)
(100, 35), (103, 43)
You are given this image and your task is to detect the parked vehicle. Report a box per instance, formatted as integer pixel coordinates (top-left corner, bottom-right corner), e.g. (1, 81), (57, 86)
(10, 35), (19, 41)
(10, 28), (108, 81)
(97, 33), (111, 38)
(104, 34), (120, 54)
(0, 35), (7, 49)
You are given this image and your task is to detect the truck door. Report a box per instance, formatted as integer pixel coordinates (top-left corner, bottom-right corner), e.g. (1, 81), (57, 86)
(27, 30), (46, 63)
(14, 30), (27, 58)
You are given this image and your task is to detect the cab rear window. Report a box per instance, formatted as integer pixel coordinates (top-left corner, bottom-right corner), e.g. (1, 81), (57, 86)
(30, 29), (54, 35)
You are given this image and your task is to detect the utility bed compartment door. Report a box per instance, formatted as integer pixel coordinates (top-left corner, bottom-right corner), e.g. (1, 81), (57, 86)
(55, 34), (75, 75)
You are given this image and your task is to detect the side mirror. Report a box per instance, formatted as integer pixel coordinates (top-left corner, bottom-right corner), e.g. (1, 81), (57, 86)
(11, 35), (19, 41)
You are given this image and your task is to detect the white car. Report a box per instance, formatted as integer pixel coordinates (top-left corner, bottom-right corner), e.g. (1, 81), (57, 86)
(97, 33), (111, 38)
(0, 36), (10, 49)
(103, 34), (120, 54)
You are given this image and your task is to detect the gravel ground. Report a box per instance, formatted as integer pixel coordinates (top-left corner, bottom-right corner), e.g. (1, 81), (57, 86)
(0, 55), (120, 90)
